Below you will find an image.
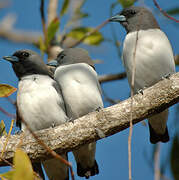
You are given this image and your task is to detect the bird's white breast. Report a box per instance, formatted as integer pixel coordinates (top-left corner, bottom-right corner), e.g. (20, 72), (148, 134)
(122, 29), (175, 93)
(54, 63), (103, 119)
(17, 74), (68, 131)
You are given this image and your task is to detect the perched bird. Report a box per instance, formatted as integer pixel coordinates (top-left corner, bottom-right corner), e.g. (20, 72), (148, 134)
(3, 49), (69, 180)
(109, 6), (175, 144)
(47, 48), (103, 178)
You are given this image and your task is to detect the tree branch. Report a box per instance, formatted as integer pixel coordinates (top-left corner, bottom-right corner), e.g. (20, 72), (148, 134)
(0, 72), (179, 166)
(0, 28), (40, 44)
(98, 72), (126, 83)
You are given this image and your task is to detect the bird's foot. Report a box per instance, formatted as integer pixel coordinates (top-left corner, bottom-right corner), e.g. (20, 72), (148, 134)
(51, 122), (56, 128)
(94, 107), (102, 112)
(162, 73), (171, 80)
(137, 89), (143, 95)
(77, 160), (99, 178)
(68, 117), (74, 123)
(15, 130), (23, 135)
(95, 128), (106, 138)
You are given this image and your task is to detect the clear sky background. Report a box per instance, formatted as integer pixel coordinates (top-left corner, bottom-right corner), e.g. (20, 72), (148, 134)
(0, 0), (179, 180)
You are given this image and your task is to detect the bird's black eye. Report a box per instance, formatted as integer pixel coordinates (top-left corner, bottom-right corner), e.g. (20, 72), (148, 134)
(21, 52), (29, 57)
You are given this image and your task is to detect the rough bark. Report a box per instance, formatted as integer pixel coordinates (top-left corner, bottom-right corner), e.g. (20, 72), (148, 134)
(0, 72), (179, 166)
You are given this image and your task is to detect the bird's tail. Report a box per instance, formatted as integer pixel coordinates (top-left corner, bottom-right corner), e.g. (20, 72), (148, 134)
(77, 159), (99, 179)
(148, 109), (169, 144)
(42, 153), (69, 180)
(73, 142), (99, 179)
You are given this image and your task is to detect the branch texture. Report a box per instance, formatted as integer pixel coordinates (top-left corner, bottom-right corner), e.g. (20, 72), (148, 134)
(0, 72), (179, 166)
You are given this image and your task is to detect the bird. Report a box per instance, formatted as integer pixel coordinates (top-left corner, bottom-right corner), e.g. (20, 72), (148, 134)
(47, 48), (103, 178)
(3, 49), (69, 180)
(109, 6), (176, 144)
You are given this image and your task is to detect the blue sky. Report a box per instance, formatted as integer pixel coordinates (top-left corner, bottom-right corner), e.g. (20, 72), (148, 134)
(0, 0), (179, 179)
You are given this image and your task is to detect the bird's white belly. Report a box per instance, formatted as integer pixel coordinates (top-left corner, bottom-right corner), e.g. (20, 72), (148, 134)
(17, 75), (68, 131)
(55, 63), (103, 119)
(122, 29), (175, 93)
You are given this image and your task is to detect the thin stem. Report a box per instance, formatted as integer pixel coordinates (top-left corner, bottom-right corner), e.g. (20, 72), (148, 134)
(0, 119), (14, 158)
(68, 19), (110, 48)
(153, 0), (179, 23)
(154, 143), (160, 180)
(128, 15), (140, 180)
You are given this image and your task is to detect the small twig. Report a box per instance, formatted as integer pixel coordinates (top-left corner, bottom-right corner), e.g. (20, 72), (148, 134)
(101, 88), (119, 105)
(6, 97), (16, 108)
(98, 72), (126, 83)
(40, 0), (46, 37)
(153, 0), (179, 23)
(0, 119), (14, 158)
(0, 156), (13, 167)
(21, 117), (75, 180)
(128, 13), (140, 180)
(47, 0), (58, 26)
(68, 19), (110, 48)
(0, 106), (16, 119)
(154, 143), (161, 180)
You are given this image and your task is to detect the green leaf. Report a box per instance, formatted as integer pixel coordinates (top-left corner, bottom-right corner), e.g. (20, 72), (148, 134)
(13, 149), (34, 180)
(0, 84), (16, 98)
(0, 170), (15, 180)
(167, 8), (179, 15)
(47, 18), (60, 45)
(75, 11), (89, 19)
(38, 36), (46, 55)
(67, 27), (104, 45)
(0, 120), (7, 136)
(170, 136), (179, 180)
(60, 0), (70, 17)
(118, 0), (135, 8)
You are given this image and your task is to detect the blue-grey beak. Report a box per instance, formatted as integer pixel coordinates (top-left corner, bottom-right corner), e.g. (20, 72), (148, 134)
(47, 60), (58, 67)
(109, 14), (126, 22)
(3, 56), (19, 62)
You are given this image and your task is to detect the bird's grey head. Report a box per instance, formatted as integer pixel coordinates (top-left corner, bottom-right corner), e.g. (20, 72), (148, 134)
(3, 49), (52, 79)
(47, 48), (94, 69)
(109, 6), (159, 33)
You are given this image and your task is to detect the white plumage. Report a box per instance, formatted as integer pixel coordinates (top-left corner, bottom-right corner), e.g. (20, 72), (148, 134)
(122, 29), (175, 135)
(17, 74), (69, 180)
(122, 29), (175, 93)
(54, 62), (103, 177)
(17, 74), (68, 131)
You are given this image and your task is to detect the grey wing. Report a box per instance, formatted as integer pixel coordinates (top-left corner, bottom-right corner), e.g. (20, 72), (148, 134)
(52, 81), (69, 116)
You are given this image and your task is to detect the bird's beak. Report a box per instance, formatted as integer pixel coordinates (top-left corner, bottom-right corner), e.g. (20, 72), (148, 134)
(109, 14), (126, 22)
(2, 56), (19, 62)
(47, 60), (58, 67)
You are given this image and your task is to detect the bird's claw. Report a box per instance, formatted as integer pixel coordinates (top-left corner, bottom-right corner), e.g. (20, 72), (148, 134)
(94, 107), (102, 112)
(138, 89), (144, 95)
(68, 117), (74, 123)
(15, 130), (23, 135)
(162, 73), (171, 80)
(51, 122), (56, 128)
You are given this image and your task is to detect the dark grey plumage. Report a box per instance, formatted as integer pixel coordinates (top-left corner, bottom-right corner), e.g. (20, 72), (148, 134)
(56, 48), (95, 68)
(110, 6), (160, 33)
(4, 49), (53, 79)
